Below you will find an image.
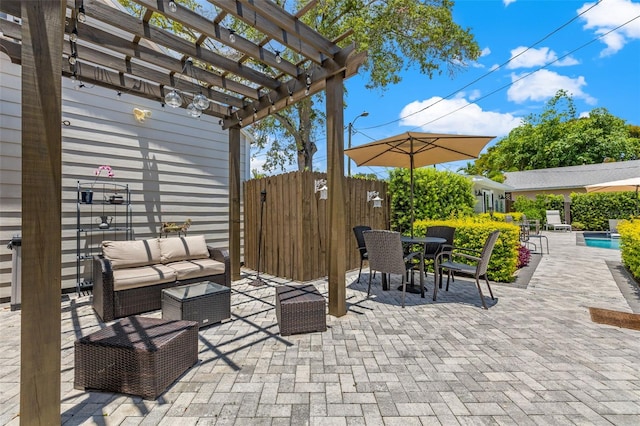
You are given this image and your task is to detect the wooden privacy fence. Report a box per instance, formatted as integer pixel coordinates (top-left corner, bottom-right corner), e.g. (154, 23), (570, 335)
(244, 171), (389, 282)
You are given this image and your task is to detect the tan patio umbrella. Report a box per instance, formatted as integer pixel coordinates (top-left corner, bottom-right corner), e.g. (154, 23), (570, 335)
(585, 177), (640, 193)
(586, 177), (640, 214)
(345, 132), (494, 235)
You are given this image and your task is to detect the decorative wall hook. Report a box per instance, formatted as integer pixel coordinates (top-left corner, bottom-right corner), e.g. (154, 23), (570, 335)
(133, 108), (151, 122)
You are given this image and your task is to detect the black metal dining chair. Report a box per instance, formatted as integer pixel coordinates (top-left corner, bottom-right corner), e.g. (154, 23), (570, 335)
(434, 230), (501, 309)
(363, 230), (423, 308)
(422, 225), (456, 287)
(352, 225), (372, 283)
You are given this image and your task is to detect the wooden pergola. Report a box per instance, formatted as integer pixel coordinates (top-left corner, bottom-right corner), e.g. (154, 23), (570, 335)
(0, 0), (365, 422)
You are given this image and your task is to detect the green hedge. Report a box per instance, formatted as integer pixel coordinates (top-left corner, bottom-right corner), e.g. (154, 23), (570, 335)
(618, 219), (640, 279)
(512, 194), (564, 225)
(389, 168), (475, 233)
(570, 192), (638, 231)
(413, 218), (520, 282)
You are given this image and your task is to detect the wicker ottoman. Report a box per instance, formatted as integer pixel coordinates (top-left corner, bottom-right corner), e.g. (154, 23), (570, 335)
(162, 281), (231, 327)
(276, 284), (327, 336)
(74, 316), (198, 400)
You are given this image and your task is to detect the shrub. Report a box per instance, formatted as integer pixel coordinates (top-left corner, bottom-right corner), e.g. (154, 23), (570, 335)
(512, 194), (564, 225)
(618, 219), (640, 279)
(414, 217), (520, 282)
(570, 192), (638, 231)
(389, 168), (475, 233)
(517, 245), (531, 268)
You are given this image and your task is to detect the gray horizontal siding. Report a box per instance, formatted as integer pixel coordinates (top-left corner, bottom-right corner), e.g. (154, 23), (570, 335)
(0, 55), (249, 298)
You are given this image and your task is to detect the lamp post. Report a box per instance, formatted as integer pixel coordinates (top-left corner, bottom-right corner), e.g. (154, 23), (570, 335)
(347, 111), (369, 176)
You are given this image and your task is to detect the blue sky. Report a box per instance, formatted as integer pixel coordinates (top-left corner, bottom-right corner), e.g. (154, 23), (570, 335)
(254, 0), (640, 178)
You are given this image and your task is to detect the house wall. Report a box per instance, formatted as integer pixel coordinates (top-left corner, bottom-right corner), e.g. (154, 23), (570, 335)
(0, 55), (250, 298)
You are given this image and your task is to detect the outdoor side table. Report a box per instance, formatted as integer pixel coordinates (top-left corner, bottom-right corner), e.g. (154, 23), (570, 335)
(276, 284), (327, 336)
(162, 281), (231, 327)
(74, 316), (198, 400)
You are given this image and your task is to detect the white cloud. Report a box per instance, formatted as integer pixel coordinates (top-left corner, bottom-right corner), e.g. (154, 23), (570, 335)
(507, 46), (579, 69)
(504, 0), (517, 6)
(480, 47), (491, 57)
(578, 0), (640, 56)
(507, 69), (597, 104)
(399, 96), (522, 137)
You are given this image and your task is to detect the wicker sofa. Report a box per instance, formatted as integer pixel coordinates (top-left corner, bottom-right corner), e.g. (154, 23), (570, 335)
(92, 235), (230, 322)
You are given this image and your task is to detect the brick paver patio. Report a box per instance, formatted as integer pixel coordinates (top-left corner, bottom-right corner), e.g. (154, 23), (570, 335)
(1, 231), (639, 425)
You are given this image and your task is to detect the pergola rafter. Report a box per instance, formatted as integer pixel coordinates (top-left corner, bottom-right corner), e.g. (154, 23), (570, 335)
(0, 0), (364, 422)
(1, 0), (365, 128)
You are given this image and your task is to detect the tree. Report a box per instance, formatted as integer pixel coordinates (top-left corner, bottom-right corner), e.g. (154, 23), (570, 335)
(470, 91), (640, 177)
(252, 0), (481, 172)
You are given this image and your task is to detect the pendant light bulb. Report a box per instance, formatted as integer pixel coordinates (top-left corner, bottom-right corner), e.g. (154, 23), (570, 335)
(77, 6), (86, 23)
(229, 30), (236, 43)
(68, 54), (77, 65)
(187, 103), (202, 118)
(275, 51), (282, 64)
(193, 93), (210, 111)
(164, 89), (183, 108)
(70, 28), (78, 43)
(168, 1), (178, 12)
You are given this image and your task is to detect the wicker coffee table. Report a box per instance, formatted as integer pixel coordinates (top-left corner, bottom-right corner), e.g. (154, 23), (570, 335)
(74, 316), (198, 400)
(275, 284), (326, 336)
(162, 281), (231, 327)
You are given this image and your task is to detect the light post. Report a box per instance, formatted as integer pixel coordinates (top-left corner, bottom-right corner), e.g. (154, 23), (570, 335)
(347, 111), (369, 176)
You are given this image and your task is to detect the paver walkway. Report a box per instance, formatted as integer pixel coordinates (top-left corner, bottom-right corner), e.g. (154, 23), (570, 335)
(1, 231), (640, 425)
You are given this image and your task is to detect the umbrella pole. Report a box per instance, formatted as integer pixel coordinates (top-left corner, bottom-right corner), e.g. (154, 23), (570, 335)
(410, 150), (414, 238)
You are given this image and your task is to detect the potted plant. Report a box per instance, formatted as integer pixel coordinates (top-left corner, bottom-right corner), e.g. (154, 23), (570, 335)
(81, 165), (114, 204)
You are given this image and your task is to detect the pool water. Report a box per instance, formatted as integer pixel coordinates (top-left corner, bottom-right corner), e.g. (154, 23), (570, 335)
(584, 237), (620, 250)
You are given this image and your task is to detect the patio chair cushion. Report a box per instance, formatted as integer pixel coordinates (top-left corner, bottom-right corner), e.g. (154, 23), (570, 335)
(166, 258), (227, 281)
(102, 239), (161, 270)
(159, 235), (209, 263)
(112, 264), (177, 291)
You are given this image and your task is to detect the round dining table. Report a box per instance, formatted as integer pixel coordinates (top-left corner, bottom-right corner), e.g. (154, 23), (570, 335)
(389, 236), (447, 294)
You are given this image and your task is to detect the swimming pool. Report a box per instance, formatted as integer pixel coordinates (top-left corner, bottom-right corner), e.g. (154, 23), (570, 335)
(583, 234), (620, 250)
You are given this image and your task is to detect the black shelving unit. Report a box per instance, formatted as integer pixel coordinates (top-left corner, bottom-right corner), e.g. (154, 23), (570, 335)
(76, 181), (132, 294)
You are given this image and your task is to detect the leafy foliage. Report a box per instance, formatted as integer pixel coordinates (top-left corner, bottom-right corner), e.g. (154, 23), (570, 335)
(465, 91), (640, 178)
(517, 245), (531, 269)
(414, 218), (520, 282)
(618, 219), (640, 280)
(512, 194), (564, 225)
(388, 168), (475, 232)
(570, 192), (639, 231)
(252, 0), (482, 172)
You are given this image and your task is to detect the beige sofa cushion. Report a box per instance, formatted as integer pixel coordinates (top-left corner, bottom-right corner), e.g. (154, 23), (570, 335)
(166, 258), (226, 281)
(112, 264), (177, 291)
(159, 235), (209, 263)
(102, 239), (161, 270)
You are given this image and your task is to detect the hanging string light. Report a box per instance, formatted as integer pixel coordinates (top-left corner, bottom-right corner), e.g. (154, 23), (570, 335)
(168, 1), (178, 13)
(164, 89), (183, 108)
(77, 1), (86, 23)
(275, 51), (282, 64)
(188, 60), (210, 111)
(186, 102), (202, 118)
(229, 30), (236, 43)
